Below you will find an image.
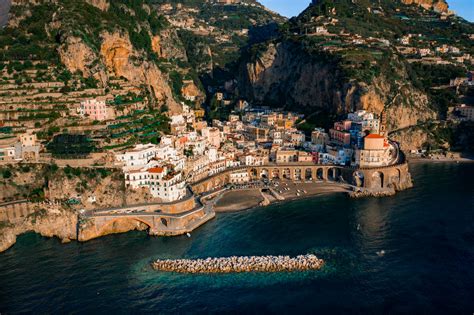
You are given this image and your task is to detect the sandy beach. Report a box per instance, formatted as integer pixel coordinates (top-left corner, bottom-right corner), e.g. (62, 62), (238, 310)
(214, 189), (264, 212)
(214, 180), (350, 212)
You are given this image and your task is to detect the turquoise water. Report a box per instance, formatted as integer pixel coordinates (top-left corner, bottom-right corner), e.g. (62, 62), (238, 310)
(1, 162), (473, 313)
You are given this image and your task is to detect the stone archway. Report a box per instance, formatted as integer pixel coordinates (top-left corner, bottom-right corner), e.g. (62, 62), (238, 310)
(250, 168), (258, 179)
(304, 168), (312, 180)
(282, 168), (291, 180)
(271, 168), (280, 180)
(317, 168), (324, 180)
(100, 217), (151, 235)
(294, 168), (302, 181)
(371, 171), (384, 189)
(261, 168), (269, 179)
(328, 168), (341, 181)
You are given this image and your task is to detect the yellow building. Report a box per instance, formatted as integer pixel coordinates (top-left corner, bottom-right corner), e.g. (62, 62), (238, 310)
(194, 109), (205, 119)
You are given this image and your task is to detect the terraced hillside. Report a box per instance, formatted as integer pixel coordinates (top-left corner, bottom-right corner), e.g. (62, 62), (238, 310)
(0, 0), (282, 151)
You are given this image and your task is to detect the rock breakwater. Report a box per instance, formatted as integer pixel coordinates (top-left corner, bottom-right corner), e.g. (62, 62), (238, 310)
(152, 254), (324, 273)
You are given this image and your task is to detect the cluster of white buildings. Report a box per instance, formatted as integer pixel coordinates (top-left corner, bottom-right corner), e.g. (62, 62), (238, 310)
(114, 105), (397, 202)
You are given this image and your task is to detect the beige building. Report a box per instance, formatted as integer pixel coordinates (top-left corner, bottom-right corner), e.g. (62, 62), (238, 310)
(276, 149), (298, 164)
(202, 127), (221, 148)
(0, 145), (15, 161)
(364, 134), (385, 150)
(16, 131), (41, 161)
(311, 129), (330, 145)
(297, 151), (313, 163)
(355, 134), (391, 167)
(230, 170), (250, 184)
(245, 126), (269, 142)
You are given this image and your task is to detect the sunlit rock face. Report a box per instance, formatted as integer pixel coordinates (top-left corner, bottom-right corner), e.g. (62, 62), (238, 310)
(0, 0), (11, 28)
(400, 0), (449, 13)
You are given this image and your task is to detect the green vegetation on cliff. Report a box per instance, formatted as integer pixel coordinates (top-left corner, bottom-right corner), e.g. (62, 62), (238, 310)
(0, 0), (169, 61)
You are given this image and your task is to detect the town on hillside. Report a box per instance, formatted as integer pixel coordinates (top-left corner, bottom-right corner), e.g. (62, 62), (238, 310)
(1, 97), (403, 203)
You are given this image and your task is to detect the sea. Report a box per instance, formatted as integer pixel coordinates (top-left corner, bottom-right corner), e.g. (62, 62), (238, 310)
(0, 162), (473, 314)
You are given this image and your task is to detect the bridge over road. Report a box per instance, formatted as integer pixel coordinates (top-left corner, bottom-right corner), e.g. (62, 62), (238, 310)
(78, 193), (215, 241)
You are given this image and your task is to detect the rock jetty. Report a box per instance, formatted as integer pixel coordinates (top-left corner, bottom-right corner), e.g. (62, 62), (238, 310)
(152, 254), (324, 273)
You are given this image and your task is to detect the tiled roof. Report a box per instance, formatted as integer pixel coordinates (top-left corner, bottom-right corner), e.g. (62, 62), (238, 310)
(366, 134), (385, 139)
(148, 167), (164, 173)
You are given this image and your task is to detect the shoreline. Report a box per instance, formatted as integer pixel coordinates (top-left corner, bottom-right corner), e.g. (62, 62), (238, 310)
(1, 161), (419, 253)
(214, 181), (351, 213)
(408, 156), (474, 164)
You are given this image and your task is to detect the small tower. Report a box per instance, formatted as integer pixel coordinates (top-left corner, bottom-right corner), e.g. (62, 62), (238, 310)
(379, 110), (387, 137)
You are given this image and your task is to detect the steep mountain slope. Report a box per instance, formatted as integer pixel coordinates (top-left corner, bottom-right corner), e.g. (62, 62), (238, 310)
(153, 0), (285, 83)
(239, 0), (474, 150)
(0, 0), (283, 114)
(1, 0), (187, 111)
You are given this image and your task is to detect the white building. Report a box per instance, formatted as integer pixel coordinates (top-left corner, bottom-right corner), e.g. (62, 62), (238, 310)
(0, 145), (15, 161)
(347, 110), (380, 133)
(230, 170), (250, 184)
(354, 134), (392, 167)
(116, 144), (160, 169)
(315, 26), (327, 34)
(125, 164), (186, 202)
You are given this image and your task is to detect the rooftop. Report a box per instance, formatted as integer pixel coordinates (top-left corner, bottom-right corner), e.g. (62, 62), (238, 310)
(365, 134), (385, 139)
(148, 167), (164, 174)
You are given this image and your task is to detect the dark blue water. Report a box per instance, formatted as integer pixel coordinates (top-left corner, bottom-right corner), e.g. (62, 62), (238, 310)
(1, 162), (473, 314)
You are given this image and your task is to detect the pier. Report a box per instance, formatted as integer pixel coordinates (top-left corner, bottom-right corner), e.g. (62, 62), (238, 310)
(152, 254), (324, 273)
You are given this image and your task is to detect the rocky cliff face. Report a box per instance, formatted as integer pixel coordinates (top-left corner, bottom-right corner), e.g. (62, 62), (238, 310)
(241, 42), (346, 111)
(0, 164), (166, 252)
(400, 0), (449, 13)
(58, 36), (103, 80)
(85, 0), (109, 11)
(155, 29), (188, 60)
(0, 205), (78, 253)
(100, 31), (182, 113)
(56, 30), (182, 113)
(78, 217), (149, 242)
(240, 41), (436, 139)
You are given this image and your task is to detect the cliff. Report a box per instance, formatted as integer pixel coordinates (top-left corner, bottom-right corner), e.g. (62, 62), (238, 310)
(0, 205), (78, 253)
(237, 0), (473, 150)
(99, 31), (181, 113)
(0, 163), (168, 252)
(85, 0), (109, 11)
(77, 216), (149, 242)
(400, 0), (449, 13)
(3, 0), (207, 114)
(240, 41), (436, 141)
